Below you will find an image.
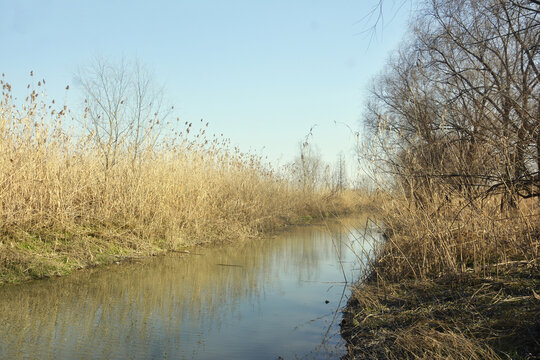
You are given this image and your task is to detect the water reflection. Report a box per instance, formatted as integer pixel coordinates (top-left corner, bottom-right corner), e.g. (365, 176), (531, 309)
(0, 217), (376, 360)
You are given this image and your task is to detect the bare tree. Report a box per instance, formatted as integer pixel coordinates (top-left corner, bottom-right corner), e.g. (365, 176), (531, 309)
(287, 127), (324, 193)
(334, 152), (347, 192)
(364, 0), (540, 205)
(296, 142), (323, 193)
(77, 57), (172, 170)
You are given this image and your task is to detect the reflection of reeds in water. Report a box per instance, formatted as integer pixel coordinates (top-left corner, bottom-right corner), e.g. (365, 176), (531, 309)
(0, 220), (369, 359)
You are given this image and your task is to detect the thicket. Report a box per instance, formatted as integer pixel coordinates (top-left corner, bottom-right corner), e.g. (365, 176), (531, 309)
(363, 0), (539, 280)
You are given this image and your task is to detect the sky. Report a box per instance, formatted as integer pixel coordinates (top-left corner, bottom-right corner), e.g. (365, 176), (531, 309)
(0, 0), (413, 170)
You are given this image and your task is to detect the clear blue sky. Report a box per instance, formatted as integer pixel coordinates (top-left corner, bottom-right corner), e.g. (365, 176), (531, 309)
(1, 0), (412, 168)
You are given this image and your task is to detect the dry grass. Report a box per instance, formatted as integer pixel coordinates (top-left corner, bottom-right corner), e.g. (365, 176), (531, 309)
(0, 80), (368, 285)
(372, 186), (539, 281)
(341, 185), (539, 359)
(342, 269), (540, 359)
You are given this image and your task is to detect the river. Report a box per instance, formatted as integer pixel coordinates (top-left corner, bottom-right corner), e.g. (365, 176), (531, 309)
(0, 217), (377, 360)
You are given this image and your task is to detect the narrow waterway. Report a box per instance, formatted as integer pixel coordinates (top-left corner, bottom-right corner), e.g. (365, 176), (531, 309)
(0, 217), (376, 360)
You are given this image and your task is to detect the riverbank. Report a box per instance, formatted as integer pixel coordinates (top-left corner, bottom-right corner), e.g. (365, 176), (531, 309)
(340, 194), (540, 359)
(341, 265), (539, 359)
(0, 191), (370, 286)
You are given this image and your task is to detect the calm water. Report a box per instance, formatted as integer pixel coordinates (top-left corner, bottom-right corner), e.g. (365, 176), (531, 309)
(0, 218), (376, 360)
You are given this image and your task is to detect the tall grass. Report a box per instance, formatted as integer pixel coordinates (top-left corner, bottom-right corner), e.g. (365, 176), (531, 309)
(372, 184), (538, 281)
(340, 179), (539, 359)
(0, 79), (364, 284)
(341, 177), (539, 359)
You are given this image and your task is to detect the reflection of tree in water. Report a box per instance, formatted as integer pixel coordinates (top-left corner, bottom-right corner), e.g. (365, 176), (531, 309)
(0, 218), (374, 359)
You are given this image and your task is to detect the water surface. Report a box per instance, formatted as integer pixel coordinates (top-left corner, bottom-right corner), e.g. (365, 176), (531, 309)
(0, 218), (375, 359)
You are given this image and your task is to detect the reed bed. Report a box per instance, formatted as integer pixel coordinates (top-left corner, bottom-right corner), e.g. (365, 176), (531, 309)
(374, 187), (538, 281)
(0, 80), (364, 285)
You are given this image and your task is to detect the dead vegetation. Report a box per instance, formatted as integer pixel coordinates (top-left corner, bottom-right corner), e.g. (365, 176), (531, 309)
(342, 0), (539, 358)
(342, 266), (539, 359)
(342, 188), (539, 359)
(0, 72), (369, 285)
